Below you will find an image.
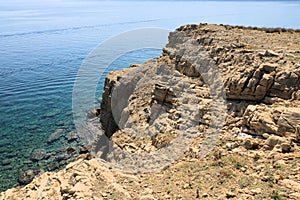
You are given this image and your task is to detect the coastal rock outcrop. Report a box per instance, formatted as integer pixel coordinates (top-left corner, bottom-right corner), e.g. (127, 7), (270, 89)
(1, 23), (300, 199)
(97, 24), (300, 157)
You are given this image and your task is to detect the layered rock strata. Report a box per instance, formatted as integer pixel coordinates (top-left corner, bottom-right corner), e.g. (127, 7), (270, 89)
(99, 24), (300, 157)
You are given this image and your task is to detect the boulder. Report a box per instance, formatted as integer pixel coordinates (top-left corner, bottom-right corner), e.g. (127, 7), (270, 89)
(66, 131), (78, 142)
(31, 149), (46, 161)
(243, 104), (300, 141)
(48, 129), (64, 143)
(18, 170), (36, 185)
(264, 135), (293, 152)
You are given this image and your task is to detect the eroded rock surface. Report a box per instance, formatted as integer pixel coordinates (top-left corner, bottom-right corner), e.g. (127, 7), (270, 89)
(1, 23), (300, 199)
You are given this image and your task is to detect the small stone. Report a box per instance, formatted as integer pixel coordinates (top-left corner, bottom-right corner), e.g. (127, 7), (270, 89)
(243, 139), (259, 150)
(281, 143), (293, 153)
(250, 188), (262, 195)
(273, 144), (282, 153)
(237, 132), (252, 139)
(262, 175), (272, 182)
(243, 139), (252, 150)
(79, 147), (89, 154)
(265, 50), (279, 57)
(129, 63), (142, 68)
(183, 183), (191, 189)
(217, 195), (227, 200)
(102, 193), (108, 197)
(226, 142), (238, 150)
(240, 167), (247, 172)
(276, 159), (286, 166)
(69, 182), (90, 195)
(226, 191), (236, 198)
(144, 188), (153, 194)
(261, 63), (277, 72)
(62, 194), (69, 200)
(66, 147), (76, 154)
(264, 135), (285, 150)
(262, 133), (270, 139)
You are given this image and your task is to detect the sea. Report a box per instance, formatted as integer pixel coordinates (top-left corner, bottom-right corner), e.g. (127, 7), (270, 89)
(0, 0), (299, 192)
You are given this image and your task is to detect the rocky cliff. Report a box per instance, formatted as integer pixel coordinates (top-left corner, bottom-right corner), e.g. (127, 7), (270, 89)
(1, 24), (300, 199)
(100, 23), (300, 156)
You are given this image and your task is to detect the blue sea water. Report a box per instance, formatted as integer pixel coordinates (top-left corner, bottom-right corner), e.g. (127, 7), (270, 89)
(0, 0), (300, 191)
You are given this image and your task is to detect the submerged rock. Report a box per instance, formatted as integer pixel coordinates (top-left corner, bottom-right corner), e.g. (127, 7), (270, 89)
(47, 129), (64, 143)
(30, 149), (46, 161)
(66, 131), (78, 142)
(1, 159), (11, 166)
(18, 170), (35, 185)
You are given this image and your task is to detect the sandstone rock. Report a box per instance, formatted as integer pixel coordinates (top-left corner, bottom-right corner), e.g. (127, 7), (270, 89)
(243, 139), (259, 150)
(243, 105), (278, 135)
(226, 142), (239, 150)
(264, 50), (279, 57)
(269, 71), (300, 99)
(281, 142), (294, 153)
(151, 83), (177, 109)
(264, 135), (287, 150)
(243, 104), (300, 140)
(262, 133), (270, 139)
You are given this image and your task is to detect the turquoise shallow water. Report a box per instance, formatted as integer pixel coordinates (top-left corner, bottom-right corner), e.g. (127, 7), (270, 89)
(0, 0), (300, 191)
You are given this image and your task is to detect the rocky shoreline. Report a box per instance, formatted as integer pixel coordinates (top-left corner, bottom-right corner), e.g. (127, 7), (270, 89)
(1, 23), (300, 199)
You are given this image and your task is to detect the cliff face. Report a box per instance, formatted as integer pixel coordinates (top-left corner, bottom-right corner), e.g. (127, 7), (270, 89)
(2, 24), (300, 199)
